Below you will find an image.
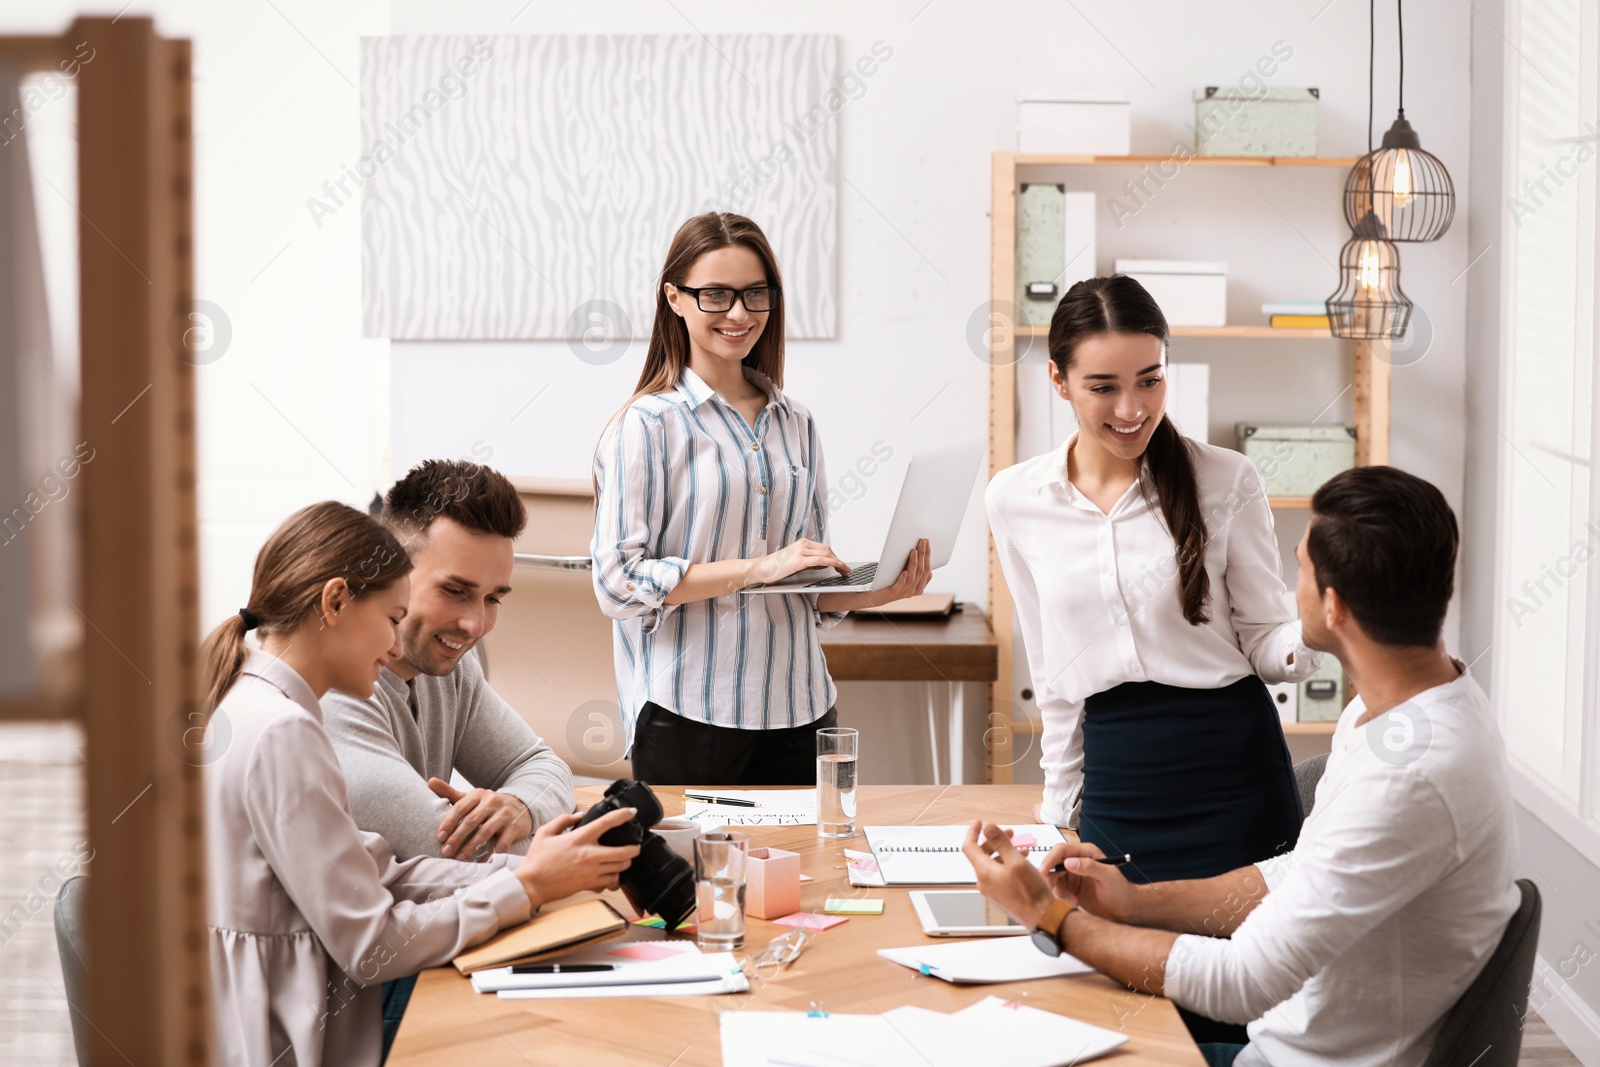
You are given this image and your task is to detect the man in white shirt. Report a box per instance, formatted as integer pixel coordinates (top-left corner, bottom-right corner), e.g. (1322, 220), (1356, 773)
(964, 465), (1520, 1067)
(324, 460), (576, 861)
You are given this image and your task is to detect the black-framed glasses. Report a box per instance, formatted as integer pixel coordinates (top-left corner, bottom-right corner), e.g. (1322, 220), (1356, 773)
(673, 284), (781, 313)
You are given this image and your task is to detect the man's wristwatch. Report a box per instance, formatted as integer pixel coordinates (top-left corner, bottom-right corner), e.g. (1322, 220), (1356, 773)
(1030, 898), (1078, 956)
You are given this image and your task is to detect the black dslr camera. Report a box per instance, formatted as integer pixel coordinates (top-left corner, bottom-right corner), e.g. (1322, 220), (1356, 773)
(573, 779), (697, 930)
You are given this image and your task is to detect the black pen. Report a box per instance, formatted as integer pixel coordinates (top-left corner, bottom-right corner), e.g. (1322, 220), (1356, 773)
(683, 793), (760, 807)
(511, 963), (614, 974)
(1046, 854), (1132, 874)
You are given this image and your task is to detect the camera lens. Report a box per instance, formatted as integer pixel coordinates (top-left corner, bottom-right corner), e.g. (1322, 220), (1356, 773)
(577, 780), (697, 930)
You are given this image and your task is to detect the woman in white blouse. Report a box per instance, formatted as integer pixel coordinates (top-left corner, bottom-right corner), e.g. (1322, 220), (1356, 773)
(202, 501), (640, 1066)
(987, 275), (1318, 887)
(592, 213), (930, 785)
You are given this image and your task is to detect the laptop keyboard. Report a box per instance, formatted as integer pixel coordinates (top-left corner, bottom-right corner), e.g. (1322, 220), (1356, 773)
(809, 562), (876, 588)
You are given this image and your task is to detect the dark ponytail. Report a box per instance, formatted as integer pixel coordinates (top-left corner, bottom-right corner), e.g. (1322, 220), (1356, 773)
(1047, 275), (1211, 625)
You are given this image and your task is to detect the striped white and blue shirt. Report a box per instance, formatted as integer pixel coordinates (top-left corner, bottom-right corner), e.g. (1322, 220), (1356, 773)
(592, 367), (844, 740)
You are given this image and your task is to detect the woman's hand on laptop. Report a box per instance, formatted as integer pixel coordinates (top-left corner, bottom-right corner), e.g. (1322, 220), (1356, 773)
(857, 539), (930, 608)
(817, 539), (931, 612)
(748, 538), (851, 585)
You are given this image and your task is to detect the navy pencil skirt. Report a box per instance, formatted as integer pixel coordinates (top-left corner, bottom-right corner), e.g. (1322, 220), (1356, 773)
(1077, 675), (1303, 886)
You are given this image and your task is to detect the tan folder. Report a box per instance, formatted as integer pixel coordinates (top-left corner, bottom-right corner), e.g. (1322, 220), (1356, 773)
(452, 898), (629, 975)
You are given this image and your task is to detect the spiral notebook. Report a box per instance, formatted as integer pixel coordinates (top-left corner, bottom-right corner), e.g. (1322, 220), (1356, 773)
(862, 825), (1067, 885)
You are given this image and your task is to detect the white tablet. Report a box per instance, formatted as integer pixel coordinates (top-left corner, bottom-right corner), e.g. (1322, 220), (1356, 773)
(909, 890), (1029, 937)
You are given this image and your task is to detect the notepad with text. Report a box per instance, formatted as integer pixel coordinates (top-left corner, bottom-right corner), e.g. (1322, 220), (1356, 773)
(862, 825), (1066, 885)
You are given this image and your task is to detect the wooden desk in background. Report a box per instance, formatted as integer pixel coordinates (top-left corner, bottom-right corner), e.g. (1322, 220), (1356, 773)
(819, 606), (998, 784)
(387, 784), (1203, 1067)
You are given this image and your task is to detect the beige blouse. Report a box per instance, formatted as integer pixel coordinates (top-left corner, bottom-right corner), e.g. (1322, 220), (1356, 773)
(205, 649), (532, 1066)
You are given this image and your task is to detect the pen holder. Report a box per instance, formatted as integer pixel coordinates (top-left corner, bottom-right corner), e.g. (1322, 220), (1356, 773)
(745, 846), (802, 920)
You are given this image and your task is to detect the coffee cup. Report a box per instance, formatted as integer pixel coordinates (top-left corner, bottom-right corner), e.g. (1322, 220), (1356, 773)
(652, 816), (705, 863)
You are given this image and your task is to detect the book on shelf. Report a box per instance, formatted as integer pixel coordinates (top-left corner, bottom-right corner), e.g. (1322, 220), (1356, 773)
(1261, 300), (1327, 316)
(1270, 314), (1331, 329)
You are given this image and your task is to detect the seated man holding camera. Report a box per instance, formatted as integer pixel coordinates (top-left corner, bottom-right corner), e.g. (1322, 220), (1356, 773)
(964, 467), (1520, 1067)
(324, 460), (576, 861)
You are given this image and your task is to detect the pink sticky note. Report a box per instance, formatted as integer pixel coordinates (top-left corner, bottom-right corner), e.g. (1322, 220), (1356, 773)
(773, 912), (848, 931)
(1010, 834), (1037, 848)
(608, 943), (688, 962)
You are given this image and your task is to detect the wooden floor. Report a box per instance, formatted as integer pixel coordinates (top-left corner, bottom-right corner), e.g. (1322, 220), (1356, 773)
(0, 723), (83, 1067)
(0, 721), (1588, 1065)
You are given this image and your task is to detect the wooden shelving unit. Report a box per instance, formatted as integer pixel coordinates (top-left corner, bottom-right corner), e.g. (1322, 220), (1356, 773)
(985, 152), (1389, 781)
(1019, 324), (1333, 340)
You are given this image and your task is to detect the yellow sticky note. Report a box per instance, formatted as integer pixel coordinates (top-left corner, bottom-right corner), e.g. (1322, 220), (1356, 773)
(824, 898), (884, 915)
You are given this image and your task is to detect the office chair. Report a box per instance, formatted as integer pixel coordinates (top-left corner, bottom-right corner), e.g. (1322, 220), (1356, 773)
(53, 874), (91, 1065)
(1293, 752), (1329, 817)
(1421, 879), (1542, 1067)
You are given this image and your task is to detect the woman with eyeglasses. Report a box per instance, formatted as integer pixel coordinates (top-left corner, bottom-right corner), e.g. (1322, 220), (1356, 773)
(591, 212), (931, 785)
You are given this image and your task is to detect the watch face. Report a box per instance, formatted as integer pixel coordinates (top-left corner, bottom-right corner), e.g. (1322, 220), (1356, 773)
(1031, 928), (1059, 956)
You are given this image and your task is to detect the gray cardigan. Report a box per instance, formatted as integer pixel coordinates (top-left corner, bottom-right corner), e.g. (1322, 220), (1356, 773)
(322, 650), (575, 861)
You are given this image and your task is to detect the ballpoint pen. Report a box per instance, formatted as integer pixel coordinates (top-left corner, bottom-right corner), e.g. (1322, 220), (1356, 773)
(683, 793), (760, 808)
(1046, 854), (1131, 873)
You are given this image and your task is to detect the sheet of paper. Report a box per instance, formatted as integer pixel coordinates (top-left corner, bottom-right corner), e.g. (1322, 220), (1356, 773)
(719, 996), (1126, 1067)
(496, 952), (748, 999)
(684, 789), (817, 826)
(878, 936), (1093, 983)
(471, 937), (705, 993)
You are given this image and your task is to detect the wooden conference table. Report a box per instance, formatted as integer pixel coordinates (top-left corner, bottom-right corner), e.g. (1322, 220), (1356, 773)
(388, 784), (1204, 1066)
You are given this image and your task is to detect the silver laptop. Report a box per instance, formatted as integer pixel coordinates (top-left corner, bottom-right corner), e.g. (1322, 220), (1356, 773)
(741, 439), (985, 595)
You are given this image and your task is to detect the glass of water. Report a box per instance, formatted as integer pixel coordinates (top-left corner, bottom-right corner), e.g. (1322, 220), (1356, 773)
(816, 726), (859, 838)
(694, 831), (749, 950)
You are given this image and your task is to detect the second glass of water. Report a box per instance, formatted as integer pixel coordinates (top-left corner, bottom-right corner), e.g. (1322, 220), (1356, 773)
(816, 726), (858, 838)
(694, 831), (749, 950)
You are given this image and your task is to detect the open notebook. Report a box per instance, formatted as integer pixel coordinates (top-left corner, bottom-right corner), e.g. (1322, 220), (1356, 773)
(861, 825), (1067, 885)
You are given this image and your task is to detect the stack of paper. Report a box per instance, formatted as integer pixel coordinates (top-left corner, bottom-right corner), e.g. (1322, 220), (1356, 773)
(473, 938), (749, 999)
(878, 936), (1093, 983)
(684, 789), (817, 827)
(720, 995), (1128, 1066)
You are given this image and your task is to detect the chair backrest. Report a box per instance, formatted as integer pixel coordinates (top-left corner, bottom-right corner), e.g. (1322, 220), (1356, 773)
(1293, 752), (1329, 817)
(1420, 879), (1543, 1067)
(53, 874), (91, 1066)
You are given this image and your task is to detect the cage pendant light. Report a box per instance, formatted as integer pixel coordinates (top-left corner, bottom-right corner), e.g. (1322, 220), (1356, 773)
(1342, 0), (1455, 241)
(1327, 209), (1413, 339)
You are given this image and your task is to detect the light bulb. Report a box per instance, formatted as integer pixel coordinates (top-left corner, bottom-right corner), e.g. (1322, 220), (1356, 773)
(1358, 242), (1383, 292)
(1391, 149), (1413, 209)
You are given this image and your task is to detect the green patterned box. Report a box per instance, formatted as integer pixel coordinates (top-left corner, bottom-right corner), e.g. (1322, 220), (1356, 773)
(1193, 87), (1318, 157)
(1236, 424), (1355, 497)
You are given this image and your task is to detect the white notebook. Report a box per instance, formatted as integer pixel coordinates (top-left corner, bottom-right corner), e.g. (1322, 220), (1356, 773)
(862, 825), (1066, 885)
(879, 937), (1094, 984)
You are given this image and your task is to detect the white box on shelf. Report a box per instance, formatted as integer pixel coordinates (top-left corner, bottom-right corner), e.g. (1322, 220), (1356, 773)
(1114, 259), (1227, 327)
(1266, 682), (1299, 726)
(1164, 362), (1210, 444)
(1018, 96), (1131, 155)
(1064, 192), (1096, 289)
